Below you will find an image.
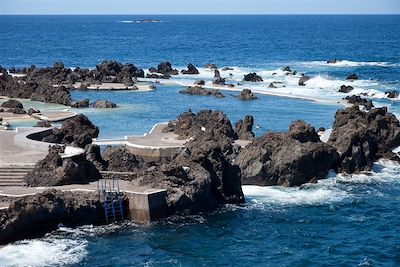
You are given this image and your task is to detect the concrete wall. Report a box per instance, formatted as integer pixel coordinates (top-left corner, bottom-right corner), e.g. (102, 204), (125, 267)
(126, 190), (168, 224)
(126, 145), (183, 160)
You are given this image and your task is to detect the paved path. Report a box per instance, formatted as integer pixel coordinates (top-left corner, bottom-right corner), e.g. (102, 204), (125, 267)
(0, 130), (47, 167)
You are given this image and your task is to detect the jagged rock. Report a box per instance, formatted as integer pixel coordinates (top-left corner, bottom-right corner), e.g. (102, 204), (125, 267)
(268, 83), (277, 88)
(236, 120), (339, 186)
(35, 120), (51, 127)
(7, 108), (26, 115)
(30, 83), (72, 106)
(92, 100), (117, 108)
(25, 146), (101, 187)
(318, 127), (326, 132)
(71, 98), (89, 108)
(102, 146), (144, 172)
(213, 70), (225, 85)
(146, 73), (171, 79)
(85, 144), (107, 171)
(239, 89), (257, 100)
(156, 62), (178, 75)
(283, 66), (292, 72)
(327, 59), (341, 64)
(328, 105), (400, 173)
(298, 75), (310, 86)
(346, 73), (359, 80)
(386, 90), (399, 99)
(1, 99), (23, 109)
(243, 73), (263, 82)
(234, 115), (255, 140)
(339, 85), (354, 93)
(179, 86), (224, 98)
(27, 107), (40, 115)
(345, 95), (374, 110)
(194, 80), (205, 86)
(0, 189), (105, 245)
(204, 63), (218, 69)
(42, 114), (99, 148)
(163, 110), (237, 142)
(181, 63), (199, 75)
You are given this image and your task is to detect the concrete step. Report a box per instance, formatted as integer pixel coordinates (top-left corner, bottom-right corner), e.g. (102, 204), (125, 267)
(0, 181), (26, 186)
(0, 173), (28, 177)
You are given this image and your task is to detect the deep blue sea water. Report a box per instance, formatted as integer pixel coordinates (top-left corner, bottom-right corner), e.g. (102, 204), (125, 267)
(0, 15), (400, 266)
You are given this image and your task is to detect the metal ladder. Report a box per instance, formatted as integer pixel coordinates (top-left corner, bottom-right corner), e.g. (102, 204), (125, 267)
(97, 179), (124, 223)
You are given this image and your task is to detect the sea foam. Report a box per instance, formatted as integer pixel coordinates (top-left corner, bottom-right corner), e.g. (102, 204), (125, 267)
(0, 238), (88, 267)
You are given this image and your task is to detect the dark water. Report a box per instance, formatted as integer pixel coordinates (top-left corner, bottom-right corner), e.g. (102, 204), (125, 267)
(0, 15), (399, 266)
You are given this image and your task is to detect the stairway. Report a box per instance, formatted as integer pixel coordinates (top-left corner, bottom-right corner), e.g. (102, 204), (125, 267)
(98, 179), (124, 223)
(0, 166), (33, 187)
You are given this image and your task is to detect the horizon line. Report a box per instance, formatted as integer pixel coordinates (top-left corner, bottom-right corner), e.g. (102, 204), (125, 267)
(1, 13), (399, 16)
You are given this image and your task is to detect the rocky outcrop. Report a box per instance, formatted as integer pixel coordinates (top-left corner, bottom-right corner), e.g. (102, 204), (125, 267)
(0, 189), (104, 245)
(179, 86), (224, 98)
(213, 70), (225, 85)
(42, 114), (99, 148)
(234, 115), (255, 140)
(204, 63), (217, 69)
(327, 59), (341, 64)
(339, 85), (354, 93)
(239, 89), (257, 100)
(30, 83), (72, 106)
(386, 91), (399, 99)
(35, 120), (52, 127)
(181, 63), (200, 75)
(328, 105), (400, 173)
(298, 75), (310, 86)
(146, 73), (171, 79)
(24, 146), (101, 187)
(92, 100), (117, 108)
(96, 61), (144, 78)
(155, 62), (179, 76)
(236, 120), (339, 186)
(1, 99), (23, 109)
(243, 73), (263, 82)
(345, 95), (374, 110)
(163, 110), (237, 141)
(85, 144), (107, 171)
(194, 80), (205, 86)
(71, 98), (89, 108)
(102, 146), (144, 172)
(283, 66), (292, 72)
(346, 73), (359, 80)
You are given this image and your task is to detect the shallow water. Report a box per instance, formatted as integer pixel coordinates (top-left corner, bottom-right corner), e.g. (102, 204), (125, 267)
(0, 15), (399, 266)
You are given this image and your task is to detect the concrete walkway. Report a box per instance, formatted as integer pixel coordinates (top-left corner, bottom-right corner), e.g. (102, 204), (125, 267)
(0, 130), (47, 167)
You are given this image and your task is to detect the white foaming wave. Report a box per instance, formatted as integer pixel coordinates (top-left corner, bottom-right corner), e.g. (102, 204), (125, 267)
(242, 183), (349, 207)
(336, 159), (400, 184)
(0, 238), (87, 267)
(117, 20), (134, 23)
(300, 60), (399, 68)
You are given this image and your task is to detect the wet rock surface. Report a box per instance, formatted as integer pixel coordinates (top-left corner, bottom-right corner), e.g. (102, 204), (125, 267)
(92, 100), (117, 108)
(0, 189), (104, 245)
(328, 105), (400, 173)
(339, 85), (354, 93)
(239, 89), (257, 100)
(298, 75), (310, 86)
(236, 120), (339, 186)
(179, 86), (224, 98)
(213, 70), (225, 85)
(181, 63), (200, 75)
(345, 95), (374, 110)
(1, 99), (23, 109)
(243, 73), (263, 82)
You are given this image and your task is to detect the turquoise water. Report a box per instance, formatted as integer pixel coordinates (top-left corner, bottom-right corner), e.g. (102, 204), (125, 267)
(0, 15), (399, 266)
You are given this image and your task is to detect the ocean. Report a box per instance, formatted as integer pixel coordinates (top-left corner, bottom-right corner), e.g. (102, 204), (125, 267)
(0, 15), (399, 266)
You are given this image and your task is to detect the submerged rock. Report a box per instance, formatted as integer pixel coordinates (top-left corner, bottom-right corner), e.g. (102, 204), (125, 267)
(236, 120), (339, 186)
(179, 86), (224, 98)
(71, 98), (89, 108)
(92, 100), (117, 108)
(386, 90), (399, 99)
(239, 89), (257, 100)
(328, 105), (400, 173)
(181, 63), (200, 75)
(243, 73), (263, 82)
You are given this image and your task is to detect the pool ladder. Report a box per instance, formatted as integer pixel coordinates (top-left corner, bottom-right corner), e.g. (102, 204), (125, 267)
(97, 179), (124, 223)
